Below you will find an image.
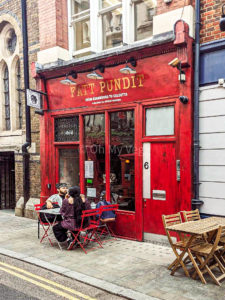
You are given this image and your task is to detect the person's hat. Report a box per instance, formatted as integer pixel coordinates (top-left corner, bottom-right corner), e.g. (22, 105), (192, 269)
(56, 183), (67, 189)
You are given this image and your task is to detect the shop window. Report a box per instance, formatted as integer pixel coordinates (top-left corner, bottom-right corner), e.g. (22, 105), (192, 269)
(146, 106), (174, 136)
(54, 116), (79, 142)
(84, 114), (105, 206)
(134, 0), (156, 41)
(100, 0), (123, 49)
(110, 110), (135, 211)
(71, 0), (90, 52)
(59, 148), (80, 187)
(3, 66), (10, 131)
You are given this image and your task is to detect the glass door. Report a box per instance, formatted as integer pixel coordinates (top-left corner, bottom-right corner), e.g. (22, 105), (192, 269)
(58, 147), (80, 187)
(110, 110), (135, 211)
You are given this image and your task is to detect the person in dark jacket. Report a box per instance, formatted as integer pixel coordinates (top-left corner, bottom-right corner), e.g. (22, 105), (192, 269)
(53, 186), (90, 249)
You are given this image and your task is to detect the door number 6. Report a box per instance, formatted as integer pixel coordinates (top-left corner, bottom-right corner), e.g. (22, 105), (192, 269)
(144, 162), (149, 169)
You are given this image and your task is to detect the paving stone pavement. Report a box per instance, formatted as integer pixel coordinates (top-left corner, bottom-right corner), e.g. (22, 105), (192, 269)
(0, 211), (224, 300)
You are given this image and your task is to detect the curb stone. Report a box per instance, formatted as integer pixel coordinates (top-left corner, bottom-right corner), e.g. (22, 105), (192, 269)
(0, 247), (160, 300)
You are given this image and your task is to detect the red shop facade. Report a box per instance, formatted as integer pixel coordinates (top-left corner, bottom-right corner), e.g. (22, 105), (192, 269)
(36, 21), (193, 241)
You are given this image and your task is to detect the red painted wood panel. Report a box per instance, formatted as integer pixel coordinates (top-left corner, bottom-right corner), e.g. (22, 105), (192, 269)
(143, 142), (177, 235)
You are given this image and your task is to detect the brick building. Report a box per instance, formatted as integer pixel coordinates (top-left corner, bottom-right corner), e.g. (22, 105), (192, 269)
(198, 0), (225, 216)
(35, 0), (196, 240)
(0, 0), (40, 216)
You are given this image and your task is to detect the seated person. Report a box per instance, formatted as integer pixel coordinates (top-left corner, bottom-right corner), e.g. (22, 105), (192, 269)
(96, 191), (116, 222)
(39, 182), (68, 223)
(45, 183), (68, 208)
(53, 186), (90, 249)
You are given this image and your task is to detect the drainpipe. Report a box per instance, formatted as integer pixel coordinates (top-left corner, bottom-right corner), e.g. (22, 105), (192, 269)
(21, 0), (31, 216)
(193, 0), (203, 209)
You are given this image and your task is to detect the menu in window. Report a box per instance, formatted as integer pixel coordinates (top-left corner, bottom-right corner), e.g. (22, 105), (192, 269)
(85, 160), (94, 178)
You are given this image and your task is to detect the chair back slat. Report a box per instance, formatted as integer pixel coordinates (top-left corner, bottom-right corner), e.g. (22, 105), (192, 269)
(162, 213), (183, 246)
(183, 209), (200, 222)
(162, 213), (182, 228)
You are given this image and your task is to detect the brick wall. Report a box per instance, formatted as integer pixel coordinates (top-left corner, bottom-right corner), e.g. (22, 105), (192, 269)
(0, 0), (41, 204)
(200, 0), (225, 44)
(38, 0), (68, 50)
(156, 0), (195, 15)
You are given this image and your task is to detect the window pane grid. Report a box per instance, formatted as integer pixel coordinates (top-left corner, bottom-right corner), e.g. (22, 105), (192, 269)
(3, 66), (10, 131)
(16, 61), (22, 129)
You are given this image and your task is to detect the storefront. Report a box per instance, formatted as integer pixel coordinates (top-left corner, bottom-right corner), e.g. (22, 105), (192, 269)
(37, 21), (193, 241)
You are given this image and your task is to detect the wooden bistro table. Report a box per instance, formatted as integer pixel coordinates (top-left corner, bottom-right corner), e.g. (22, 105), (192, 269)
(167, 217), (225, 284)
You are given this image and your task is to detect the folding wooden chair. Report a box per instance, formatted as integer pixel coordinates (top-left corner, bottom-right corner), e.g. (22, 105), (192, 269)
(97, 204), (119, 242)
(34, 204), (53, 246)
(190, 226), (225, 286)
(162, 213), (191, 276)
(68, 208), (103, 254)
(183, 209), (200, 222)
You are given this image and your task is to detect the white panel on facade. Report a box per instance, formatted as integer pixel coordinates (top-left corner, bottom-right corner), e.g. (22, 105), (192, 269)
(200, 86), (225, 101)
(200, 133), (225, 149)
(143, 143), (150, 199)
(200, 197), (225, 216)
(199, 116), (225, 133)
(199, 166), (225, 182)
(199, 99), (225, 117)
(199, 149), (225, 166)
(199, 182), (225, 199)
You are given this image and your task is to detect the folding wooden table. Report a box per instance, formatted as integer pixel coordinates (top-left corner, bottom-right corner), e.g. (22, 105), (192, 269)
(167, 217), (225, 284)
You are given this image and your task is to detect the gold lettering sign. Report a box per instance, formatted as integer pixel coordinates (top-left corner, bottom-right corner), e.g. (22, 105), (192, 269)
(70, 74), (145, 98)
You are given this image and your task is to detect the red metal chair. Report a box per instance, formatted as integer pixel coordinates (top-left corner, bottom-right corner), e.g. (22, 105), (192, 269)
(34, 202), (58, 245)
(97, 204), (119, 242)
(68, 208), (103, 254)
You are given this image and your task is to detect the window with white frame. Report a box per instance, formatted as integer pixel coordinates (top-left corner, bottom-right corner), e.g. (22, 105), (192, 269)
(69, 0), (157, 55)
(71, 0), (91, 52)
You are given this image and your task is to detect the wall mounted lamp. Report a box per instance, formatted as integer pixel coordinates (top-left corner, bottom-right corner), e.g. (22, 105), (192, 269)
(60, 72), (77, 85)
(120, 57), (137, 74)
(168, 57), (186, 84)
(220, 4), (225, 31)
(59, 57), (138, 85)
(86, 64), (105, 80)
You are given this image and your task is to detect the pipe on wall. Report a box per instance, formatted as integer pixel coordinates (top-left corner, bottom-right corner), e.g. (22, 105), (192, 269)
(193, 0), (202, 209)
(21, 0), (31, 215)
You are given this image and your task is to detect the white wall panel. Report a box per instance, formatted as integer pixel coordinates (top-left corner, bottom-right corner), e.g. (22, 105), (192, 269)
(199, 99), (225, 117)
(199, 85), (225, 216)
(199, 116), (225, 133)
(200, 86), (225, 101)
(199, 166), (225, 182)
(200, 197), (225, 216)
(200, 133), (225, 149)
(199, 182), (225, 199)
(199, 149), (225, 166)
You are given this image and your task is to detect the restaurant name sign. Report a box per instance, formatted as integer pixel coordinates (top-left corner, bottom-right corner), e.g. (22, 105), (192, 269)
(70, 74), (145, 105)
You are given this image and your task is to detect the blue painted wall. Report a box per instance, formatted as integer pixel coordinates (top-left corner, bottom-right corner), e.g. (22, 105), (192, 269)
(200, 39), (225, 85)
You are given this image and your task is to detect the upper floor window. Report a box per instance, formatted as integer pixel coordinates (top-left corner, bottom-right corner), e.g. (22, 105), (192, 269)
(134, 0), (157, 41)
(99, 0), (122, 49)
(69, 0), (157, 56)
(0, 22), (21, 132)
(3, 66), (11, 131)
(71, 0), (90, 52)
